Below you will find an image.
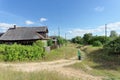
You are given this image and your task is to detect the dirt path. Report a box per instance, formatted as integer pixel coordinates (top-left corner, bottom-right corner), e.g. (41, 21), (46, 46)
(0, 57), (102, 80)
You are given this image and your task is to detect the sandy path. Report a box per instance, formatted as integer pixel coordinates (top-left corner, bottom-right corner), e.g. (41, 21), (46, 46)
(0, 57), (102, 80)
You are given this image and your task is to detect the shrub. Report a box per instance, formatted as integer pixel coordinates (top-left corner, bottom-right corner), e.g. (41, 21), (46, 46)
(104, 37), (120, 54)
(92, 41), (102, 47)
(47, 39), (53, 46)
(0, 40), (45, 61)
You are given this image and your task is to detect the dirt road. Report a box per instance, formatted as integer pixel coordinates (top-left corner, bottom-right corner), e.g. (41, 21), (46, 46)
(0, 57), (102, 80)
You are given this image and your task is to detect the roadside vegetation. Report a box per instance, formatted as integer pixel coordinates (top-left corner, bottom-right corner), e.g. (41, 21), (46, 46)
(69, 46), (120, 80)
(0, 30), (120, 80)
(0, 36), (78, 80)
(0, 40), (45, 61)
(44, 43), (77, 61)
(0, 36), (77, 62)
(69, 31), (120, 80)
(0, 67), (73, 80)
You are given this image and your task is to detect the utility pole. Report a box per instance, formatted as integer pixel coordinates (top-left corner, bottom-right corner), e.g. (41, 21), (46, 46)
(64, 33), (67, 59)
(105, 24), (107, 43)
(58, 27), (60, 37)
(54, 31), (56, 36)
(105, 24), (107, 37)
(65, 33), (66, 40)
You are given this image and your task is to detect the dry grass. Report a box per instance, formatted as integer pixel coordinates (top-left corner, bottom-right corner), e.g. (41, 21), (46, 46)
(68, 45), (120, 80)
(43, 43), (77, 61)
(0, 67), (73, 80)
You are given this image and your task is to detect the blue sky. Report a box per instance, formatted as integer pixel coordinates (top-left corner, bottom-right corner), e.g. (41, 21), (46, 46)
(0, 0), (120, 39)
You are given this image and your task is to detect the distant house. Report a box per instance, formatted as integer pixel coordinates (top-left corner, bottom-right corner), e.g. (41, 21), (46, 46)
(50, 36), (57, 46)
(0, 25), (48, 45)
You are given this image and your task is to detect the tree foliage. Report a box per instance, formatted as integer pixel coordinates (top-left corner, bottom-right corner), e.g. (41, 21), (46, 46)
(110, 30), (118, 38)
(92, 41), (102, 47)
(71, 34), (110, 46)
(57, 36), (66, 45)
(110, 30), (118, 41)
(104, 37), (120, 54)
(90, 36), (109, 45)
(83, 33), (93, 45)
(71, 36), (83, 44)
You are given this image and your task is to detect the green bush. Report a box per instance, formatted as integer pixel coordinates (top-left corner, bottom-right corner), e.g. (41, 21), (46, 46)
(47, 39), (53, 46)
(104, 37), (120, 54)
(92, 41), (102, 47)
(0, 40), (45, 61)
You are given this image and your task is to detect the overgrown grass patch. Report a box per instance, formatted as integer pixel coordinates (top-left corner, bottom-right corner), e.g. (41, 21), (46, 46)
(0, 67), (73, 80)
(44, 43), (77, 61)
(68, 45), (120, 80)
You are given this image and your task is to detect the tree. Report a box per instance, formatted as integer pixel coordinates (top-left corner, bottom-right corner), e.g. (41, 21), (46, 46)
(110, 30), (118, 39)
(83, 33), (93, 45)
(90, 36), (110, 45)
(71, 36), (83, 44)
(104, 37), (120, 55)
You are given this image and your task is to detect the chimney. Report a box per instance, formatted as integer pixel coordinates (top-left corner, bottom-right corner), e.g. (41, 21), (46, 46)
(14, 25), (16, 29)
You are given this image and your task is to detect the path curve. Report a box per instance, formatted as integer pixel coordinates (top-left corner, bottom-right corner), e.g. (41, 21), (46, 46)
(0, 57), (102, 80)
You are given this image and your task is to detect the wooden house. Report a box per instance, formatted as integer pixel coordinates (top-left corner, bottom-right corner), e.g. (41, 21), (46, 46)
(0, 25), (48, 45)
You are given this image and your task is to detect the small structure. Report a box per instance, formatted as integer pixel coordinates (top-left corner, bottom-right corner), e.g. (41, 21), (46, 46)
(49, 36), (57, 46)
(49, 36), (58, 49)
(0, 25), (49, 45)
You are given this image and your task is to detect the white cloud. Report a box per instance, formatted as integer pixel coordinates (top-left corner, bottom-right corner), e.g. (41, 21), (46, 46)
(0, 23), (15, 32)
(25, 20), (34, 25)
(40, 18), (47, 22)
(68, 22), (120, 37)
(0, 23), (14, 28)
(94, 6), (104, 12)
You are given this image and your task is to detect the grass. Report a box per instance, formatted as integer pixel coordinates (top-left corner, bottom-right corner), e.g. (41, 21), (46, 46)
(43, 43), (77, 61)
(68, 45), (120, 80)
(0, 67), (74, 80)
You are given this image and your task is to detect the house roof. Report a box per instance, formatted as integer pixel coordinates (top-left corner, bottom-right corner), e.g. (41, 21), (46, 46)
(0, 33), (4, 37)
(9, 26), (48, 33)
(0, 26), (48, 41)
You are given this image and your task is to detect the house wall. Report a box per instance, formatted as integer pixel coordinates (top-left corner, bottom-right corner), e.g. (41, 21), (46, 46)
(0, 40), (37, 45)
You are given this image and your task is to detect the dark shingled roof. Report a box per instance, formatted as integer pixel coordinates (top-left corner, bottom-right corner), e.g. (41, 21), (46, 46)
(0, 33), (4, 37)
(15, 27), (48, 33)
(0, 27), (48, 41)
